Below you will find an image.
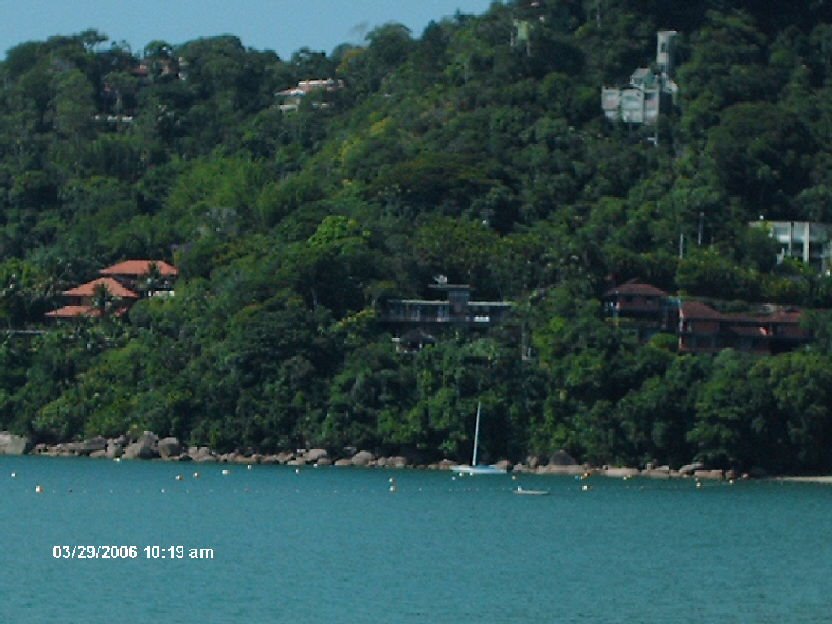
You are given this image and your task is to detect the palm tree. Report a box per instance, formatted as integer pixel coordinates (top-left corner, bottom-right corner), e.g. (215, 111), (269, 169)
(92, 283), (114, 315)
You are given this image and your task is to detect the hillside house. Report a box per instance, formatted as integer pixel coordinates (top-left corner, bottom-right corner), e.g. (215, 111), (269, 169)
(379, 280), (513, 352)
(99, 259), (178, 296)
(45, 277), (138, 319)
(45, 259), (177, 320)
(276, 79), (344, 112)
(602, 30), (678, 125)
(677, 301), (807, 355)
(603, 281), (676, 340)
(603, 280), (811, 355)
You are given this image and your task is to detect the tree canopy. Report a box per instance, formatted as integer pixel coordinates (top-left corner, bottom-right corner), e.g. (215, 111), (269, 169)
(2, 2), (832, 473)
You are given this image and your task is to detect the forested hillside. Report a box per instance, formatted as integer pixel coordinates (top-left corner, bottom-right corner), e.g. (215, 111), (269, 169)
(3, 0), (832, 473)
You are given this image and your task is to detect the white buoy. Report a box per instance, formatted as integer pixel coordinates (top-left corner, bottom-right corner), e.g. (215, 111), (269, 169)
(295, 468), (300, 475)
(581, 484), (591, 492)
(193, 472), (200, 479)
(113, 457), (121, 462)
(35, 485), (44, 494)
(247, 464), (252, 470)
(10, 472), (15, 478)
(175, 474), (183, 481)
(221, 469), (230, 475)
(161, 488), (166, 493)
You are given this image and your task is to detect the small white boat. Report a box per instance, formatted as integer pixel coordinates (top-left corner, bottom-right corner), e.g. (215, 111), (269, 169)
(513, 486), (549, 496)
(454, 464), (507, 476)
(450, 402), (507, 475)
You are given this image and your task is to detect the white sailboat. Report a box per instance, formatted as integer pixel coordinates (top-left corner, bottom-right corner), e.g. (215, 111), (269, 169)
(450, 402), (507, 475)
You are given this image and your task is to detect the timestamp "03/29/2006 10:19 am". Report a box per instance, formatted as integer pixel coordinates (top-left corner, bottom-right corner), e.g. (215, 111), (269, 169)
(51, 545), (215, 560)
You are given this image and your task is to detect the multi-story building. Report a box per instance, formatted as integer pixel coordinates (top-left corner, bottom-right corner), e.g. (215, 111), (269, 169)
(603, 281), (677, 340)
(379, 280), (513, 352)
(602, 30), (679, 126)
(751, 220), (832, 274)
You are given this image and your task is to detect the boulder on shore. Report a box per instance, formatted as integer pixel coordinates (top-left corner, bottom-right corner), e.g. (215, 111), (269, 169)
(437, 459), (456, 471)
(525, 455), (542, 469)
(62, 437), (107, 456)
(191, 447), (216, 463)
(537, 464), (585, 475)
(158, 437), (181, 459)
(303, 448), (328, 463)
(351, 450), (375, 466)
(0, 432), (30, 455)
(124, 432), (159, 460)
(275, 451), (294, 464)
(694, 469), (724, 480)
(604, 467), (639, 478)
(106, 440), (123, 459)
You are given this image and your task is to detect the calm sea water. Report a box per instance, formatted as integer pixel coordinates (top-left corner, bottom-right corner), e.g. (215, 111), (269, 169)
(0, 456), (830, 623)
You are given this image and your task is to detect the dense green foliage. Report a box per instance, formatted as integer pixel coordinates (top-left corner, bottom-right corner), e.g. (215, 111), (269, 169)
(3, 2), (832, 472)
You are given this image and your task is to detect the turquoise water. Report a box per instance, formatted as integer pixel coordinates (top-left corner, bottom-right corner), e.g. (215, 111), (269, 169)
(1, 456), (830, 623)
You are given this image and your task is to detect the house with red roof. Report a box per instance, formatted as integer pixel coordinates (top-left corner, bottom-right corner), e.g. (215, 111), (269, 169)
(99, 259), (178, 296)
(603, 281), (677, 340)
(45, 260), (177, 320)
(45, 277), (139, 319)
(603, 280), (811, 355)
(677, 300), (808, 355)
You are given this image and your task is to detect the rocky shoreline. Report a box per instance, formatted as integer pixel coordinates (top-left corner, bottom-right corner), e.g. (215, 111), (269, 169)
(0, 430), (763, 480)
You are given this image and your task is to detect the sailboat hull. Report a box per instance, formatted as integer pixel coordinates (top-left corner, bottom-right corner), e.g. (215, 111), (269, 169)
(453, 402), (507, 475)
(451, 464), (507, 475)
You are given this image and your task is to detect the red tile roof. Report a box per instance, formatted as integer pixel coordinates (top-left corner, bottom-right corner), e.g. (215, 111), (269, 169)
(99, 260), (178, 278)
(682, 300), (805, 326)
(45, 305), (130, 319)
(679, 300), (724, 320)
(766, 310), (803, 323)
(44, 305), (101, 318)
(63, 277), (139, 299)
(604, 282), (668, 297)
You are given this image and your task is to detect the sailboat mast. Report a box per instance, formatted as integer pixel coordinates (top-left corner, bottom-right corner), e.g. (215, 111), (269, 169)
(472, 401), (481, 466)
